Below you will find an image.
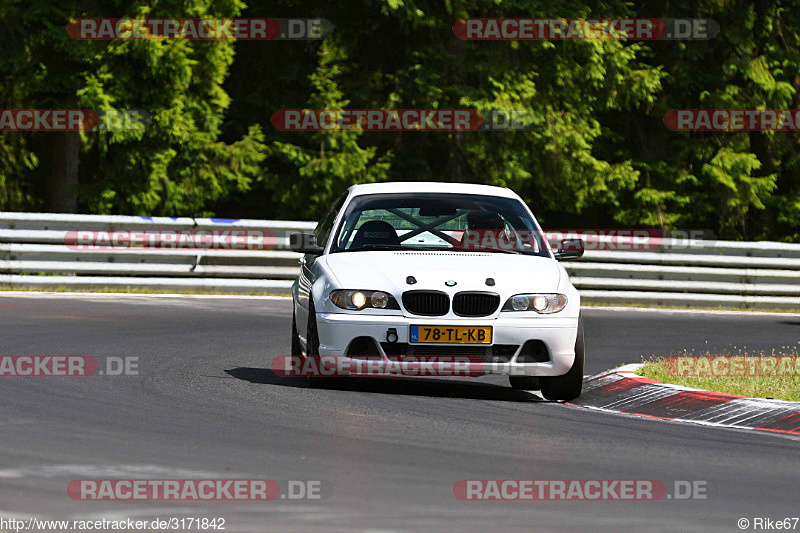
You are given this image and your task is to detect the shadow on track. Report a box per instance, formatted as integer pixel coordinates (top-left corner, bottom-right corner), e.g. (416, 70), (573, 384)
(224, 367), (544, 402)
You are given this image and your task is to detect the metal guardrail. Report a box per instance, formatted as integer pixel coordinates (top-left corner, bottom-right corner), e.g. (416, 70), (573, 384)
(0, 213), (313, 293)
(1, 212), (800, 310)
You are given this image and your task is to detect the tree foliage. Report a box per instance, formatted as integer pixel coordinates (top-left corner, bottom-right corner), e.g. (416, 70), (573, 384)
(1, 0), (265, 216)
(1, 0), (798, 240)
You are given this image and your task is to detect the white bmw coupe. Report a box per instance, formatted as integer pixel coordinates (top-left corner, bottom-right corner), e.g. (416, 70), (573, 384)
(289, 182), (585, 400)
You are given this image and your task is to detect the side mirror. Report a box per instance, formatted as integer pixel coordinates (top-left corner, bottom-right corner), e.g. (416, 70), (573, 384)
(553, 238), (584, 261)
(290, 233), (324, 255)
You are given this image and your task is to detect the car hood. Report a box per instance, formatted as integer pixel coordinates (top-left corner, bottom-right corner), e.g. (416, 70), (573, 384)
(324, 250), (561, 298)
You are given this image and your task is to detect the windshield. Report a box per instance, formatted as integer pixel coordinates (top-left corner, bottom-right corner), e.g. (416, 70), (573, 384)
(329, 192), (551, 257)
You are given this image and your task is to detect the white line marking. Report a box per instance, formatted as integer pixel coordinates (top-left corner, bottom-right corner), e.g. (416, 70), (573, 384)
(576, 364), (800, 438)
(574, 404), (800, 442)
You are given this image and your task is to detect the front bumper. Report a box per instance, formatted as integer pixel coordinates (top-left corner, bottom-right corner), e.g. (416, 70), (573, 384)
(315, 313), (578, 376)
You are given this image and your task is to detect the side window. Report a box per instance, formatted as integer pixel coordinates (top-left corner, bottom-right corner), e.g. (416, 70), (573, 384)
(315, 193), (348, 247)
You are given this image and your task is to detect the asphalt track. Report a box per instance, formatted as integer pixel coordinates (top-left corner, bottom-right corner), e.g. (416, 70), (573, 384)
(1, 293), (799, 532)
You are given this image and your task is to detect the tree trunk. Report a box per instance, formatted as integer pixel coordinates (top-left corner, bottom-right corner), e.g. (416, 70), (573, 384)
(46, 132), (79, 212)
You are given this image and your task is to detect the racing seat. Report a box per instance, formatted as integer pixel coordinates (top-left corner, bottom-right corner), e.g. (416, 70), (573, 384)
(350, 220), (401, 249)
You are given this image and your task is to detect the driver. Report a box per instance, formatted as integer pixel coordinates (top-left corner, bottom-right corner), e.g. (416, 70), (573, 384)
(452, 211), (508, 250)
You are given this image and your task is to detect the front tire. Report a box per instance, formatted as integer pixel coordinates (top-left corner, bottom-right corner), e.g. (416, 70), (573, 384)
(305, 300), (329, 388)
(539, 316), (584, 401)
(291, 311), (302, 356)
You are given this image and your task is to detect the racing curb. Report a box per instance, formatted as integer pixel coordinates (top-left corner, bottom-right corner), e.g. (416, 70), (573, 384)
(569, 364), (800, 437)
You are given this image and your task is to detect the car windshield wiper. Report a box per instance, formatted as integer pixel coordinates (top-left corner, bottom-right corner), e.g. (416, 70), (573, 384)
(359, 244), (405, 250)
(346, 244), (450, 252)
(335, 244), (412, 252)
(337, 244), (527, 254)
(469, 247), (521, 254)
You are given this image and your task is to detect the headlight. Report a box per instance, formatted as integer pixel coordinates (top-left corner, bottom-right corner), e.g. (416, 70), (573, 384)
(330, 290), (400, 310)
(352, 291), (367, 308)
(502, 293), (567, 314)
(511, 295), (530, 311)
(371, 291), (389, 308)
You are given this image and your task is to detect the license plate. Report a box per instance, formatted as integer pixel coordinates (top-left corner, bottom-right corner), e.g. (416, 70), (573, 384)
(409, 325), (492, 344)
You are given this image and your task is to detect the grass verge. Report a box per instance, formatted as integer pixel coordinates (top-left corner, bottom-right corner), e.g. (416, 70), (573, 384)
(636, 349), (800, 402)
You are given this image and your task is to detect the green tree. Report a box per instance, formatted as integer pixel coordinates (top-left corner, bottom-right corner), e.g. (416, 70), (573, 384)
(0, 0), (265, 215)
(611, 0), (799, 239)
(269, 38), (392, 217)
